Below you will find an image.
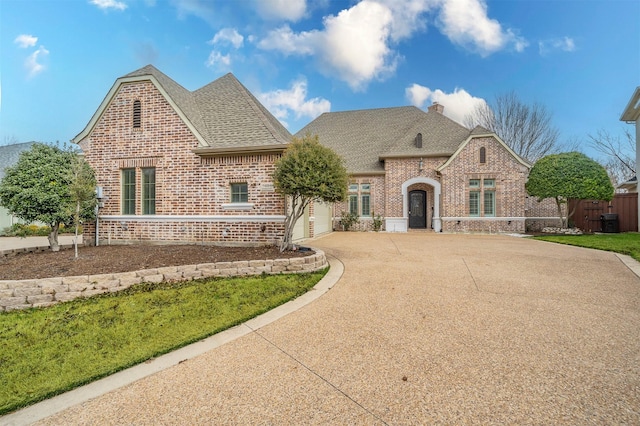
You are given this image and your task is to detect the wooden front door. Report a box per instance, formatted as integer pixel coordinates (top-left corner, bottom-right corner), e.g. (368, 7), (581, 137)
(409, 190), (427, 229)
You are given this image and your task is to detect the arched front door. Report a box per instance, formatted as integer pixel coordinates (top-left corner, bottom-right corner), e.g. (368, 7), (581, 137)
(408, 190), (427, 229)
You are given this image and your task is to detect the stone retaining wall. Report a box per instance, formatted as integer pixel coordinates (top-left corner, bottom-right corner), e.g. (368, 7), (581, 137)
(0, 249), (327, 312)
(0, 243), (78, 258)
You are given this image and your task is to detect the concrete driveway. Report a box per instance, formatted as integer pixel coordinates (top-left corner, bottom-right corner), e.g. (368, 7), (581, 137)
(25, 233), (640, 424)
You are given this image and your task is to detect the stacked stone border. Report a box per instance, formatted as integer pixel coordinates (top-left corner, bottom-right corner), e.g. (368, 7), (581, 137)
(0, 249), (327, 312)
(0, 243), (78, 259)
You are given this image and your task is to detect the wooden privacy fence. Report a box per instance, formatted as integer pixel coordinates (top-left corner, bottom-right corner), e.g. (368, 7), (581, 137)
(569, 193), (638, 233)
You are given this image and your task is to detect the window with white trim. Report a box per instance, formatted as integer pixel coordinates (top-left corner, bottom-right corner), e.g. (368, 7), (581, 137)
(231, 183), (248, 203)
(348, 184), (358, 215)
(469, 178), (496, 217)
(483, 179), (495, 216)
(361, 184), (371, 217)
(348, 183), (373, 216)
(142, 168), (156, 215)
(122, 168), (136, 215)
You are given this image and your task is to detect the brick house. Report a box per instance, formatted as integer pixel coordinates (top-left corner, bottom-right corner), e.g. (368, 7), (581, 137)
(297, 104), (544, 233)
(73, 65), (301, 246)
(75, 65), (559, 246)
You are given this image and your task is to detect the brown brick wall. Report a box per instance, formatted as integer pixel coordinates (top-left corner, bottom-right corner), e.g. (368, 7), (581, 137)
(385, 157), (446, 220)
(78, 80), (286, 245)
(333, 175), (385, 231)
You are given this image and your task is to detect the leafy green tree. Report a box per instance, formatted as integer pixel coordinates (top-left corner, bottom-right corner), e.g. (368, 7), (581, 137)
(0, 143), (96, 251)
(526, 152), (614, 228)
(273, 133), (348, 252)
(67, 155), (98, 257)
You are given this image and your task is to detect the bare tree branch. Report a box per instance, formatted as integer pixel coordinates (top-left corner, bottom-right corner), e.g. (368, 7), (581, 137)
(588, 128), (636, 188)
(465, 91), (559, 163)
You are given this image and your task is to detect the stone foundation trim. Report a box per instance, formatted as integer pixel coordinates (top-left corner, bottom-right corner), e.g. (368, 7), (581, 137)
(442, 217), (526, 221)
(524, 216), (566, 221)
(0, 249), (327, 312)
(0, 243), (80, 259)
(385, 218), (407, 232)
(100, 215), (286, 222)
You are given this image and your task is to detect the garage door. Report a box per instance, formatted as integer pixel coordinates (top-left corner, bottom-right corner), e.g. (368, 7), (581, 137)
(313, 201), (332, 235)
(292, 206), (308, 241)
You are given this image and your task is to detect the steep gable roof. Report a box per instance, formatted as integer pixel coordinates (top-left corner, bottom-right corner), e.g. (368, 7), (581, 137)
(193, 74), (291, 149)
(436, 128), (531, 171)
(73, 65), (291, 151)
(295, 106), (471, 174)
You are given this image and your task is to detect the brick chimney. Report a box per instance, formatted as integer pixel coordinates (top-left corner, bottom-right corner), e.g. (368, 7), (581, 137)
(428, 102), (444, 114)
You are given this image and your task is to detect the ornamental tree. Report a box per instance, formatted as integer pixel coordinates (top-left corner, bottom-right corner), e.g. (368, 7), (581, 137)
(67, 154), (98, 257)
(526, 152), (614, 228)
(273, 133), (348, 252)
(0, 143), (97, 251)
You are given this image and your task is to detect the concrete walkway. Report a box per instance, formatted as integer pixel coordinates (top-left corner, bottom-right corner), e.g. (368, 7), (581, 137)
(5, 233), (640, 424)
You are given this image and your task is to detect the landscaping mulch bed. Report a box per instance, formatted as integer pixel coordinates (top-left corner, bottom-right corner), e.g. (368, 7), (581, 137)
(0, 244), (311, 280)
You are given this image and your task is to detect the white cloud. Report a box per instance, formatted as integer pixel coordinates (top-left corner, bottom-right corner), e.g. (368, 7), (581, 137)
(14, 34), (38, 48)
(406, 83), (487, 124)
(259, 1), (398, 91)
(259, 78), (330, 127)
(171, 0), (216, 25)
(258, 25), (316, 55)
(210, 28), (244, 49)
(258, 0), (526, 91)
(539, 36), (576, 56)
(205, 51), (231, 68)
(437, 0), (527, 56)
(90, 0), (127, 11)
(256, 0), (307, 22)
(25, 46), (50, 78)
(375, 0), (438, 41)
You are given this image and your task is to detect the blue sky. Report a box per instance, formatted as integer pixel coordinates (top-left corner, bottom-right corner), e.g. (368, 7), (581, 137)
(1, 0), (638, 161)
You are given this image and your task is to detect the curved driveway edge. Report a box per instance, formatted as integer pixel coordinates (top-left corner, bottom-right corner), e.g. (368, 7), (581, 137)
(7, 233), (640, 425)
(0, 256), (343, 426)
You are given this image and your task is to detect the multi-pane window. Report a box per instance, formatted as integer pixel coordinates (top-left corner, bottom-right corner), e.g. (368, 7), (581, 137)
(231, 183), (248, 203)
(133, 100), (142, 129)
(347, 183), (372, 216)
(122, 168), (136, 214)
(361, 184), (371, 217)
(483, 179), (495, 216)
(469, 190), (480, 217)
(142, 168), (156, 215)
(348, 184), (359, 215)
(484, 191), (495, 216)
(469, 178), (495, 217)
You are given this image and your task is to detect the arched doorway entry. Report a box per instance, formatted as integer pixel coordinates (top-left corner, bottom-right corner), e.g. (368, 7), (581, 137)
(401, 177), (441, 232)
(408, 190), (427, 228)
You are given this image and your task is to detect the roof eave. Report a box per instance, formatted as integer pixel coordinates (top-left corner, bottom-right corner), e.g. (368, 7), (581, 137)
(193, 144), (288, 156)
(72, 75), (207, 146)
(620, 87), (640, 122)
(349, 170), (386, 176)
(379, 152), (453, 161)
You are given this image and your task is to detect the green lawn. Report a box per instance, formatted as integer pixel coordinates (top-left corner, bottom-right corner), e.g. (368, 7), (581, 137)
(0, 270), (326, 415)
(534, 232), (640, 261)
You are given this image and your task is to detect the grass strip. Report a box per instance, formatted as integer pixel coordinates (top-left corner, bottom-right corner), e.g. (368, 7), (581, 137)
(0, 269), (327, 415)
(533, 232), (640, 261)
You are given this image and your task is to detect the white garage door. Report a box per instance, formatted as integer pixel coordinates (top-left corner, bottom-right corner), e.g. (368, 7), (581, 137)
(314, 201), (332, 235)
(292, 206), (308, 241)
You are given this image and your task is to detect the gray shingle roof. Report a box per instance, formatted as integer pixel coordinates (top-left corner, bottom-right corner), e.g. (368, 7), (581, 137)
(123, 65), (291, 148)
(295, 106), (471, 173)
(0, 142), (36, 180)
